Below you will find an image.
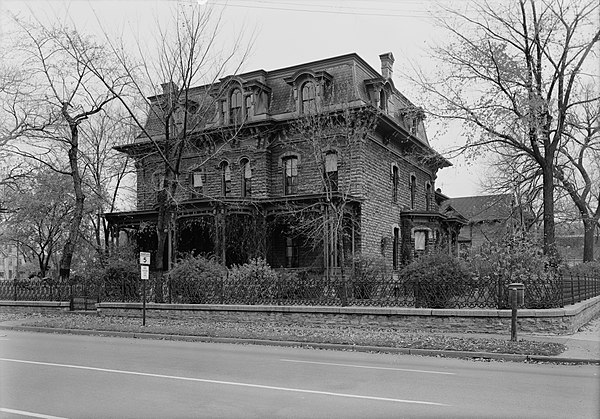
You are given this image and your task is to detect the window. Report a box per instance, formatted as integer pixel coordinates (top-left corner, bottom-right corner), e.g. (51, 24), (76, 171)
(220, 100), (227, 123)
(379, 89), (387, 111)
(324, 151), (338, 192)
(153, 171), (165, 191)
(425, 182), (432, 211)
(283, 156), (298, 195)
(189, 168), (206, 197)
(240, 158), (252, 197)
(393, 227), (400, 270)
(220, 161), (231, 196)
(286, 237), (299, 268)
(301, 81), (316, 113)
(410, 174), (417, 209)
(392, 165), (399, 203)
(245, 95), (253, 118)
(414, 231), (427, 251)
(230, 89), (242, 124)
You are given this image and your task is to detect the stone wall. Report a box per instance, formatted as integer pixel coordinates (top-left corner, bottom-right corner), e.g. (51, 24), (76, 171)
(95, 295), (600, 335)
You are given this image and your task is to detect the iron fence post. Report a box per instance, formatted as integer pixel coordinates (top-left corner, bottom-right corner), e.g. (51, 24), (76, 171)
(570, 276), (575, 305)
(13, 279), (17, 301)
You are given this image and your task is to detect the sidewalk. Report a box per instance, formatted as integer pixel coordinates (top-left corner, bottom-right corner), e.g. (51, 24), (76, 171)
(442, 315), (600, 361)
(1, 312), (599, 364)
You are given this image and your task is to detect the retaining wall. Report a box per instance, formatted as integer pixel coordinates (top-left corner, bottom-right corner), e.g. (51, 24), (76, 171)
(2, 297), (599, 335)
(95, 295), (600, 335)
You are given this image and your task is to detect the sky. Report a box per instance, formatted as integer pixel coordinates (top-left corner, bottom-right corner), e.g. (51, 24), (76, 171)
(0, 0), (486, 197)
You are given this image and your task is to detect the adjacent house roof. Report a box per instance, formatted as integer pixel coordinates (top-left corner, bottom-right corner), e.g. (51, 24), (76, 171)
(441, 194), (515, 223)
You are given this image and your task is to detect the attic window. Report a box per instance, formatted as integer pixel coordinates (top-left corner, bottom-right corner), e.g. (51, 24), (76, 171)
(301, 81), (316, 114)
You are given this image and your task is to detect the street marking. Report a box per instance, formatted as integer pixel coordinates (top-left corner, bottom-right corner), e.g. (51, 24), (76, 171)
(280, 359), (456, 375)
(0, 407), (68, 419)
(0, 358), (449, 407)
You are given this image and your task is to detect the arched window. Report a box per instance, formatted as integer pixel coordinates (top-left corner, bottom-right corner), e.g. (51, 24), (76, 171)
(410, 174), (417, 209)
(189, 167), (206, 198)
(283, 156), (298, 195)
(220, 161), (231, 196)
(324, 151), (338, 192)
(240, 158), (252, 197)
(301, 81), (316, 114)
(230, 89), (242, 124)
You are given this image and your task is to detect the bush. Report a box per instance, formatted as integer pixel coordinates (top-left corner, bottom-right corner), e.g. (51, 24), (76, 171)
(167, 254), (227, 303)
(397, 252), (473, 308)
(276, 268), (327, 301)
(227, 258), (278, 302)
(90, 249), (140, 302)
(349, 254), (391, 299)
(564, 261), (600, 278)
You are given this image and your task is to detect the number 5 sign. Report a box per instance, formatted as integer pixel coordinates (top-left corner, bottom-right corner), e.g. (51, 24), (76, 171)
(139, 252), (151, 265)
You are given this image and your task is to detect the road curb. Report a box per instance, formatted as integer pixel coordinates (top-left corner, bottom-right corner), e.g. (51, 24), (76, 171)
(1, 324), (599, 365)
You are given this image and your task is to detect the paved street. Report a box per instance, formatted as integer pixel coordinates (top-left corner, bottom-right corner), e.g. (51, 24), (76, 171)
(1, 331), (598, 418)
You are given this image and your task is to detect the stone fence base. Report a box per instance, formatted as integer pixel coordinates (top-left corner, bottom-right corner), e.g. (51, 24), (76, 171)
(95, 296), (600, 335)
(2, 297), (599, 335)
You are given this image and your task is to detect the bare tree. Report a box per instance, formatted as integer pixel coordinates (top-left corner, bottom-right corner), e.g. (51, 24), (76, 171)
(78, 109), (136, 258)
(82, 5), (251, 280)
(554, 85), (600, 261)
(281, 88), (378, 302)
(4, 18), (128, 282)
(411, 0), (600, 259)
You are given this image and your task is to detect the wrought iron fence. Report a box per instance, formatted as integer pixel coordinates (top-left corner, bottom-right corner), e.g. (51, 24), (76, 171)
(1, 272), (599, 309)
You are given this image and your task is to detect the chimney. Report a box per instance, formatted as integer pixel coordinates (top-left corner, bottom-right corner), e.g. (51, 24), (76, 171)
(379, 52), (395, 80)
(161, 81), (179, 96)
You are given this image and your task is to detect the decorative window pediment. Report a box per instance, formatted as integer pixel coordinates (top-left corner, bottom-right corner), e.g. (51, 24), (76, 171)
(285, 69), (333, 113)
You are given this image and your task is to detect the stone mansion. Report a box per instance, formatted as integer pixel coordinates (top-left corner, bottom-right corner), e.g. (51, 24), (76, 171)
(105, 52), (466, 271)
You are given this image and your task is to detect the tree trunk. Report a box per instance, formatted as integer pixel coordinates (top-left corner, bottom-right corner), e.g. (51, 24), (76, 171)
(155, 189), (169, 303)
(59, 125), (85, 284)
(582, 217), (596, 262)
(542, 168), (557, 261)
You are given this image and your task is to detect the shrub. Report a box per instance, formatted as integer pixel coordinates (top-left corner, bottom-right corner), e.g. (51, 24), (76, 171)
(90, 248), (140, 302)
(167, 254), (227, 303)
(349, 254), (391, 299)
(276, 268), (327, 301)
(564, 261), (600, 278)
(227, 258), (278, 302)
(467, 237), (559, 308)
(397, 252), (473, 308)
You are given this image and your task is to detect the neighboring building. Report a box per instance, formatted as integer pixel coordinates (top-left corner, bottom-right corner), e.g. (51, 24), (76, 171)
(105, 52), (466, 270)
(441, 194), (525, 251)
(0, 243), (26, 280)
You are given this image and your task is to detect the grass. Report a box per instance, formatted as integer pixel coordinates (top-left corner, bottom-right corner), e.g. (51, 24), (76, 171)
(0, 312), (565, 356)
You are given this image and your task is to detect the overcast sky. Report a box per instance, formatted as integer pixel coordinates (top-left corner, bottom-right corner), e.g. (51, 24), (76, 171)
(1, 0), (486, 197)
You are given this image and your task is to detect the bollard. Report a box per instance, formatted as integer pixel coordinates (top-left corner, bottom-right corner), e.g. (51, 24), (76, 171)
(507, 283), (524, 341)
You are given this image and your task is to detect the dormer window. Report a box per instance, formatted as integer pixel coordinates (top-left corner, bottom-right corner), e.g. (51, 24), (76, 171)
(301, 81), (316, 114)
(245, 95), (253, 118)
(230, 89), (243, 124)
(379, 89), (387, 111)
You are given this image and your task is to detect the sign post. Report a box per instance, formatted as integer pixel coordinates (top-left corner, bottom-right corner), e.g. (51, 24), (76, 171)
(140, 252), (151, 326)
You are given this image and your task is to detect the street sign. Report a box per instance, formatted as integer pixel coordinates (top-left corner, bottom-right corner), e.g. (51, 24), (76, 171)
(140, 252), (151, 265)
(141, 265), (149, 280)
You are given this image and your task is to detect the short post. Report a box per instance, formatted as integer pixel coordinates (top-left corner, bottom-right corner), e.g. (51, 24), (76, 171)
(507, 283), (525, 342)
(140, 252), (151, 327)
